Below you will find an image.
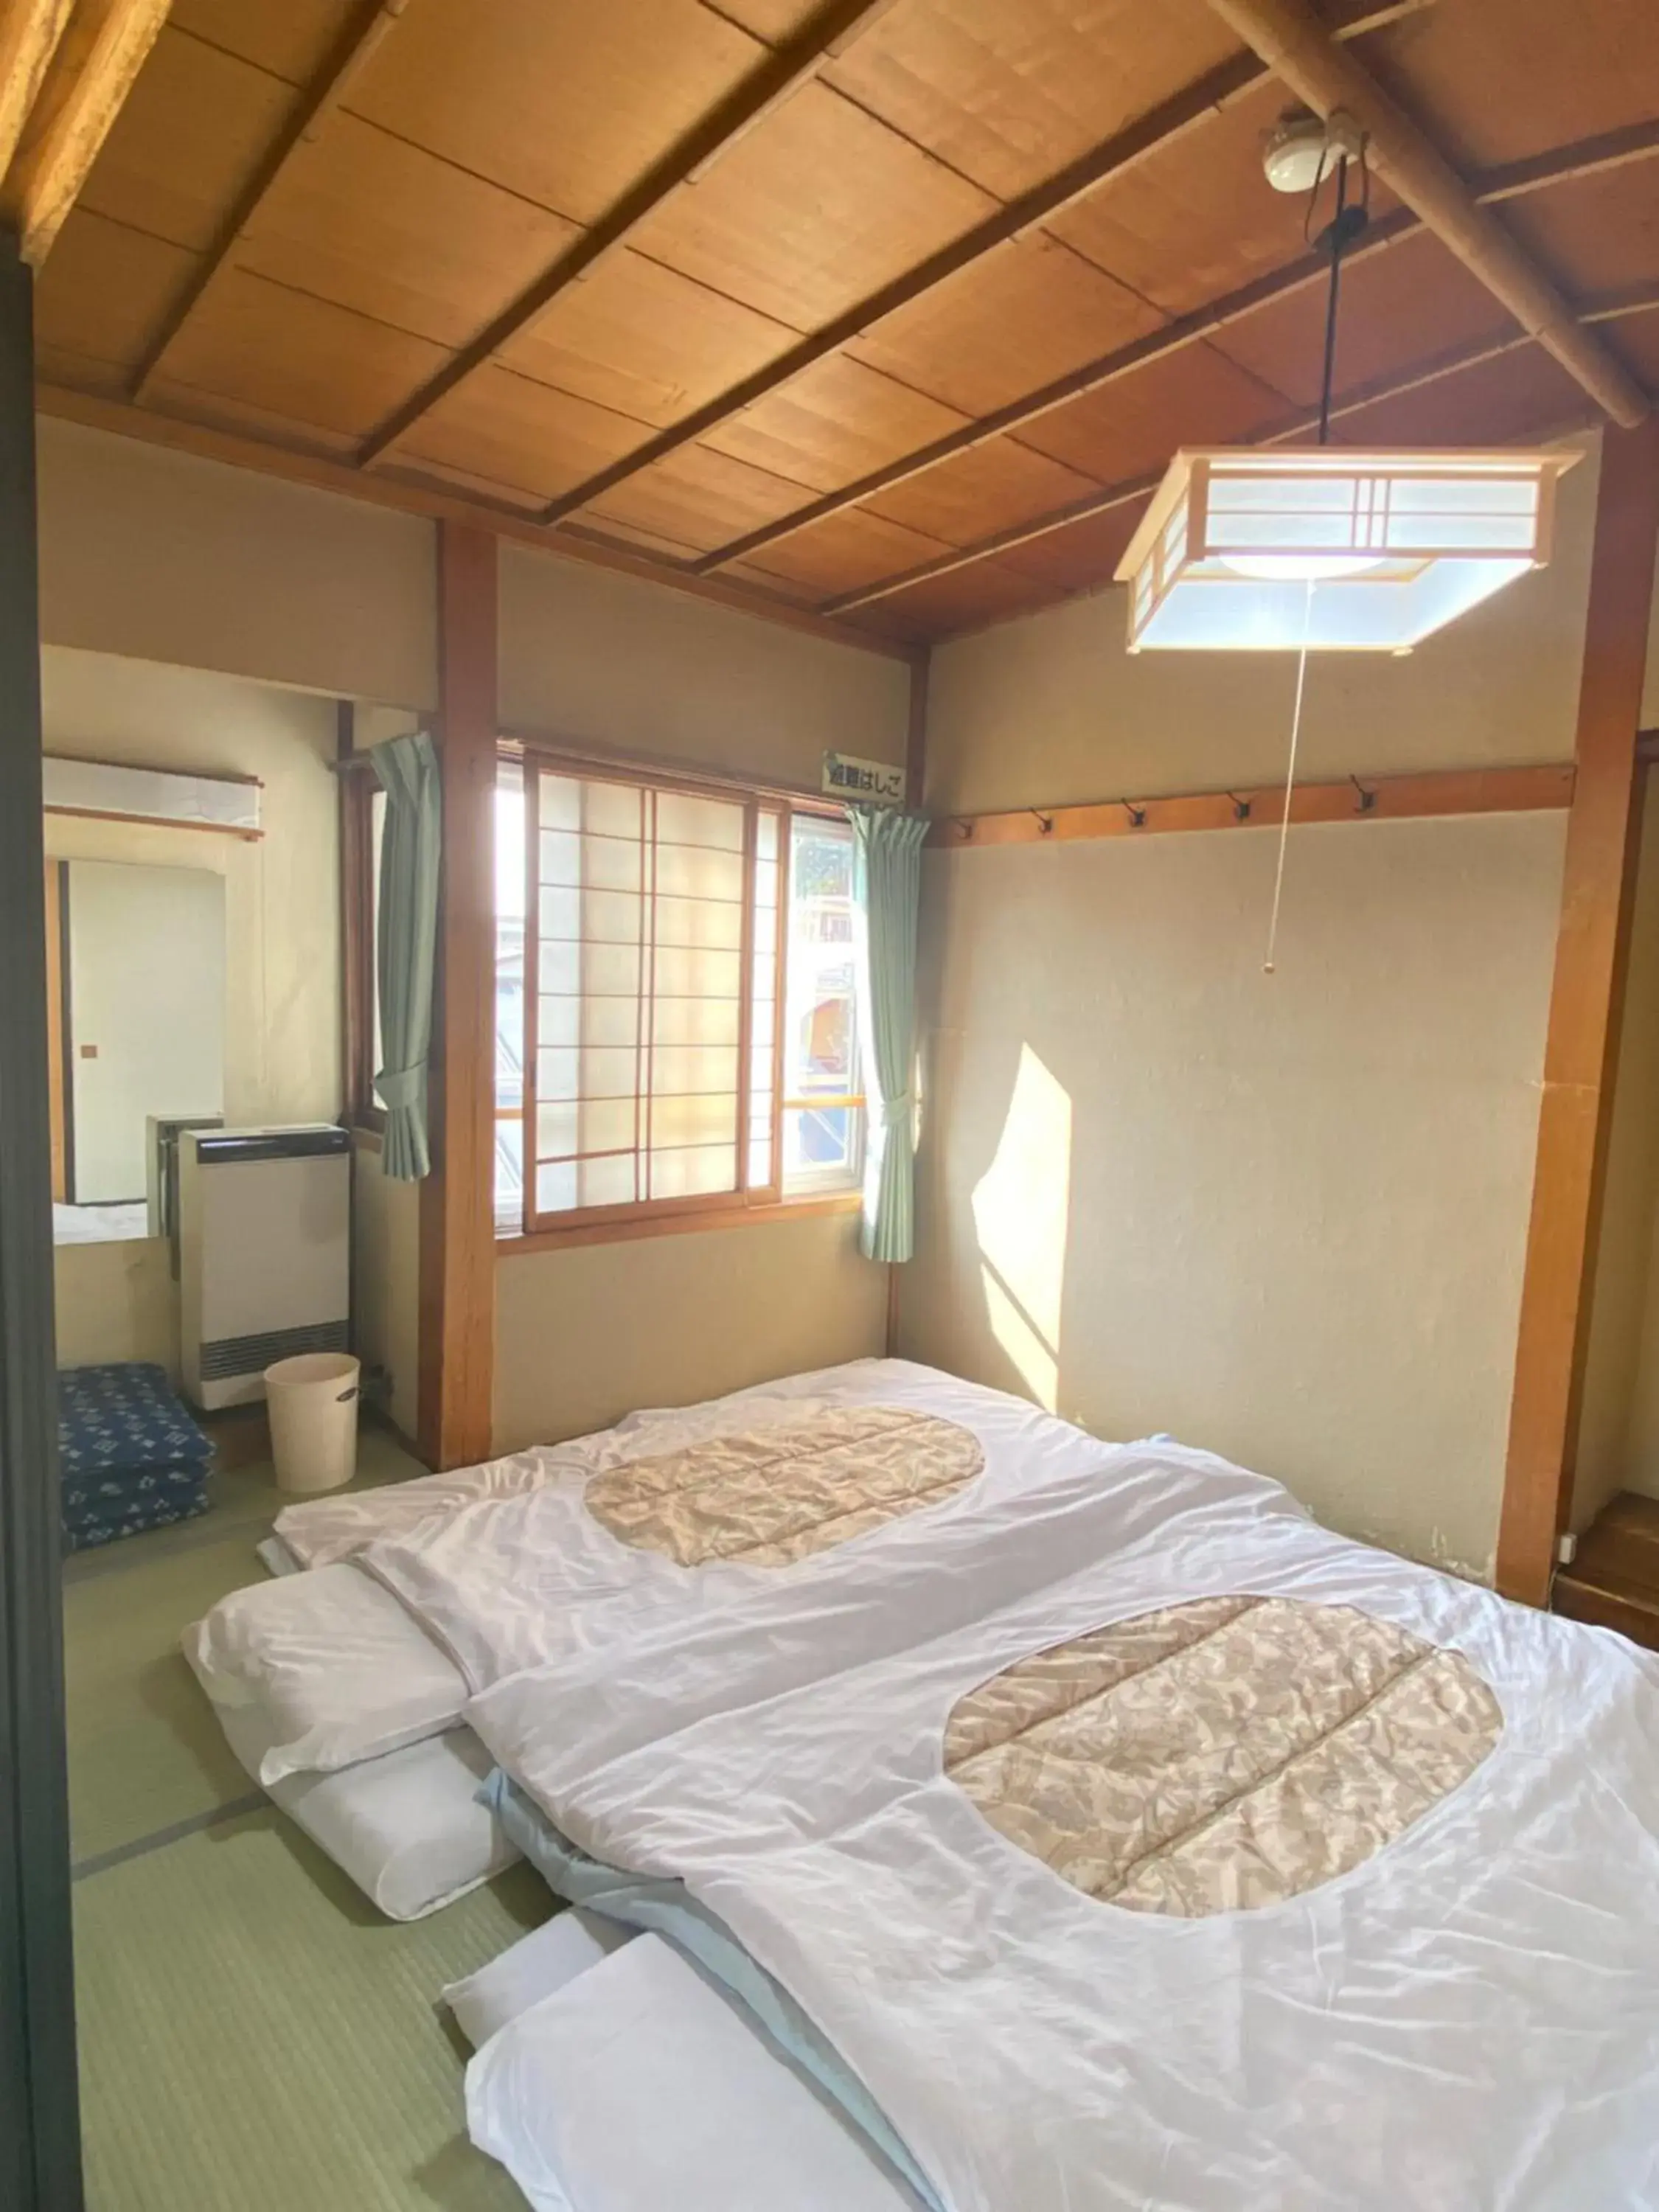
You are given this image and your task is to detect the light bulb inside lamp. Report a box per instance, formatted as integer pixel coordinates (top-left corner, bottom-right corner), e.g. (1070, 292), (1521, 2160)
(1219, 552), (1388, 582)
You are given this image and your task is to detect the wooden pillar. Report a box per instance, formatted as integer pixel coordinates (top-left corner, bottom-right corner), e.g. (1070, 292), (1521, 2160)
(1496, 422), (1659, 1605)
(0, 231), (84, 2212)
(417, 522), (498, 1470)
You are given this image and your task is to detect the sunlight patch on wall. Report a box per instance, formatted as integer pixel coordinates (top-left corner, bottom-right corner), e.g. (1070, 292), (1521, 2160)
(972, 1045), (1071, 1409)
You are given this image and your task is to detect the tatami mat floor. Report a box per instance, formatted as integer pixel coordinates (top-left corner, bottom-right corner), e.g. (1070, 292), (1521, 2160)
(64, 1430), (544, 2211)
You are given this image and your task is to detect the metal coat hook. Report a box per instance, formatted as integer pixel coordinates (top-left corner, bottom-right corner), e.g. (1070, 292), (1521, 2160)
(953, 818), (975, 840)
(1030, 809), (1054, 835)
(1121, 799), (1147, 828)
(1228, 792), (1253, 821)
(1350, 773), (1377, 814)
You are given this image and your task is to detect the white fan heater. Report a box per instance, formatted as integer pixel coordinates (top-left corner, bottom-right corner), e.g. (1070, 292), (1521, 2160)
(178, 1125), (352, 1411)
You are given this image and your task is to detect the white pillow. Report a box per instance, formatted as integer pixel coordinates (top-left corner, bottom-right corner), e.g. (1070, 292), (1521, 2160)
(445, 1910), (633, 2050)
(212, 1691), (517, 1921)
(184, 1562), (467, 1784)
(467, 1935), (923, 2212)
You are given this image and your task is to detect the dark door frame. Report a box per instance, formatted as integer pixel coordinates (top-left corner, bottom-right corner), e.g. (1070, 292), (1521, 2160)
(0, 229), (85, 2211)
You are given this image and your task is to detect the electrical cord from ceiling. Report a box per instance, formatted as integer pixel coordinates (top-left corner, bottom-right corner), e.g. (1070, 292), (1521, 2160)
(1263, 128), (1372, 974)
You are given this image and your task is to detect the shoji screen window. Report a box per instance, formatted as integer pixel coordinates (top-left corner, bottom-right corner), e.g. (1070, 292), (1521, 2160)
(518, 763), (863, 1234)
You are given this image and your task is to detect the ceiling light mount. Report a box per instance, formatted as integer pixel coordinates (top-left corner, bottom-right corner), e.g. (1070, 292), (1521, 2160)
(1262, 108), (1366, 195)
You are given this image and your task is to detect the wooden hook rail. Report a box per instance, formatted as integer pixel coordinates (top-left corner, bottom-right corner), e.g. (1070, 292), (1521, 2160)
(929, 762), (1576, 849)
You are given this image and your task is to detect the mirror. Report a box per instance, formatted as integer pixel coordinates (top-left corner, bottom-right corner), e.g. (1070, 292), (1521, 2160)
(47, 857), (226, 1245)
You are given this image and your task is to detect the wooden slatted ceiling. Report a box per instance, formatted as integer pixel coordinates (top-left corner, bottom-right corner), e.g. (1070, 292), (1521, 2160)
(24, 0), (1659, 647)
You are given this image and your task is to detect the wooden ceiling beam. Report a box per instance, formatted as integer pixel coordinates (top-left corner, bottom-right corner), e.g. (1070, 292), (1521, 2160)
(818, 288), (1659, 616)
(0, 0), (72, 181)
(1201, 0), (1649, 427)
(358, 0), (904, 467)
(34, 378), (917, 660)
(131, 0), (413, 403)
(529, 0), (1425, 529)
(698, 119), (1659, 577)
(3, 0), (168, 265)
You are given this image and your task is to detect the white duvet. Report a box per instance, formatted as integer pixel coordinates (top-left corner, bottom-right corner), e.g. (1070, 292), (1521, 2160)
(355, 1362), (1295, 1702)
(467, 1462), (1659, 2212)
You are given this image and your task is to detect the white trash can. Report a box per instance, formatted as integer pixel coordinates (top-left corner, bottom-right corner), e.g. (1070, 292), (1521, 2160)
(265, 1351), (360, 1495)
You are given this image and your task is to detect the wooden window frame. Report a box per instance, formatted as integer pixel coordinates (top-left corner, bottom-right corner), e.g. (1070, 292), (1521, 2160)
(339, 729), (384, 1135)
(504, 743), (865, 1248)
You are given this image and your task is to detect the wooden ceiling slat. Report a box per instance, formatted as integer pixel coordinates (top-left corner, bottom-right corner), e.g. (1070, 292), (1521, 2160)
(996, 500), (1147, 591)
(1207, 229), (1513, 408)
(232, 112), (583, 353)
(131, 0), (411, 400)
(533, 1), (1421, 527)
(818, 0), (1244, 204)
(156, 266), (450, 438)
(34, 204), (192, 376)
(394, 365), (654, 504)
(695, 120), (1659, 577)
(735, 505), (956, 598)
(843, 557), (1060, 635)
(137, 372), (367, 458)
(998, 339), (1287, 489)
(1501, 162), (1659, 305)
(860, 435), (1104, 548)
(0, 0), (72, 179)
(622, 81), (1001, 345)
(846, 230), (1165, 420)
(75, 22), (296, 254)
(1363, 0), (1659, 173)
(581, 440), (833, 557)
(1202, 0), (1649, 426)
(497, 254), (796, 433)
(343, 0), (772, 225)
(358, 0), (902, 465)
(164, 0), (361, 89)
(700, 352), (970, 495)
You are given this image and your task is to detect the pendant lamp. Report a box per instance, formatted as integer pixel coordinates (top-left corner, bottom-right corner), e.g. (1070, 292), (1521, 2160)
(1114, 119), (1580, 654)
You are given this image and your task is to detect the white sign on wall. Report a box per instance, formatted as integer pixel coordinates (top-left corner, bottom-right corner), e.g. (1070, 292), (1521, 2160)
(821, 752), (905, 807)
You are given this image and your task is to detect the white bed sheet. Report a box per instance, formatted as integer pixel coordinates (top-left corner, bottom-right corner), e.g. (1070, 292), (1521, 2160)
(470, 1461), (1659, 2212)
(213, 1691), (516, 1921)
(467, 1933), (925, 2212)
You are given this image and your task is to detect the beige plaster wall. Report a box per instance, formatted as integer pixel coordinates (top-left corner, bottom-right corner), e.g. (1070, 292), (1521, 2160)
(494, 1210), (888, 1454)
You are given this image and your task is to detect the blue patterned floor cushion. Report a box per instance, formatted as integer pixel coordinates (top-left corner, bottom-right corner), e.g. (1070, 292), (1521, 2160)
(59, 1363), (214, 1550)
(59, 1363), (214, 1476)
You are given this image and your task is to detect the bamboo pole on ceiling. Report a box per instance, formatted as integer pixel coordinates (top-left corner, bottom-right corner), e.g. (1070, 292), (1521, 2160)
(1200, 0), (1649, 428)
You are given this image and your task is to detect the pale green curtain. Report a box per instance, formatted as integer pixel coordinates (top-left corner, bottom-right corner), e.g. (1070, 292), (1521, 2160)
(849, 806), (930, 1263)
(372, 732), (442, 1181)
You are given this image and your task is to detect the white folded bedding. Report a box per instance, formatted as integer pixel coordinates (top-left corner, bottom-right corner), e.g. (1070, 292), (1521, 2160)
(443, 1909), (633, 2051)
(467, 1933), (925, 2212)
(185, 1561), (468, 1784)
(470, 1454), (1659, 2212)
(212, 1690), (516, 1921)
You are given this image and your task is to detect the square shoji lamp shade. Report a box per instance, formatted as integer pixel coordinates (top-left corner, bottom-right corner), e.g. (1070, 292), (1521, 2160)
(1114, 448), (1582, 653)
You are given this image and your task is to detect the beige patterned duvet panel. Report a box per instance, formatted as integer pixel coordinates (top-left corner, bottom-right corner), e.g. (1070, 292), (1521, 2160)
(946, 1596), (1502, 1918)
(585, 1405), (985, 1568)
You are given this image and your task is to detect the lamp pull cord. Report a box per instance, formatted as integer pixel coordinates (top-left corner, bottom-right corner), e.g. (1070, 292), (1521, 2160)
(1263, 583), (1315, 973)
